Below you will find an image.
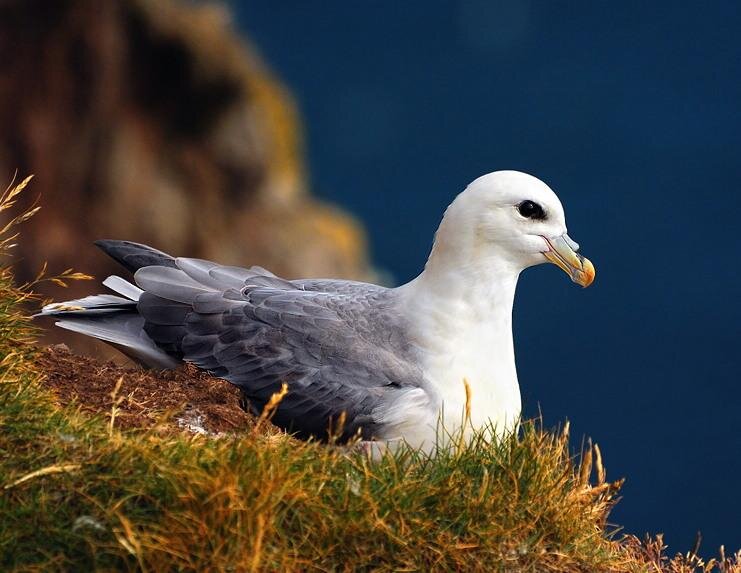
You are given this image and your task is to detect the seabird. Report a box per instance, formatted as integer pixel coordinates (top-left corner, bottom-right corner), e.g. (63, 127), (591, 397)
(39, 170), (595, 449)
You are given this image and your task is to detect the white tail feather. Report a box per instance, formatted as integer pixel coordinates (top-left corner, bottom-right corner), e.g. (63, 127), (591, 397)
(38, 294), (132, 317)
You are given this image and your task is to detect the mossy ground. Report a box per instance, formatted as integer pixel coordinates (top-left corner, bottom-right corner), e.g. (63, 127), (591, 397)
(1, 178), (738, 572)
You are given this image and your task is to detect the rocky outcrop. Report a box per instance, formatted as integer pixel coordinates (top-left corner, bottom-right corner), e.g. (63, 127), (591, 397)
(0, 0), (371, 300)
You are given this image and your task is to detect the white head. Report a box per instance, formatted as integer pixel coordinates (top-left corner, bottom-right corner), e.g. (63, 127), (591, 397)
(427, 170), (595, 287)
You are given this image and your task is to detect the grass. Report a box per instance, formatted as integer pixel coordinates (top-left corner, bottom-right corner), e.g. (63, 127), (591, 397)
(1, 177), (739, 572)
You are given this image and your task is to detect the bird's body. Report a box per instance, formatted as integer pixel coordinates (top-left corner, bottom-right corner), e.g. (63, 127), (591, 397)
(39, 171), (594, 450)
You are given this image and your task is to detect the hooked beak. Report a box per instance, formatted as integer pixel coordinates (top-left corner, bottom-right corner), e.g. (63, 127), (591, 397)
(542, 234), (595, 287)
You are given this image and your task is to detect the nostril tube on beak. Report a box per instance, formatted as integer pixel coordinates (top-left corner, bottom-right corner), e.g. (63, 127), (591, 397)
(564, 234), (580, 252)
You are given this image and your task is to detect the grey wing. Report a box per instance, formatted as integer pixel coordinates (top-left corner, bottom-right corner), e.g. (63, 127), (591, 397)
(291, 278), (387, 296)
(136, 259), (425, 441)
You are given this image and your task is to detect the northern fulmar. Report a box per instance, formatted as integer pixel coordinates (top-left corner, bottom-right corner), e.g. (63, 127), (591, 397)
(39, 170), (595, 449)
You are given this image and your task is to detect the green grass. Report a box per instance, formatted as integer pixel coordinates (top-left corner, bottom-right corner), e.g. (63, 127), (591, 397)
(1, 177), (738, 572)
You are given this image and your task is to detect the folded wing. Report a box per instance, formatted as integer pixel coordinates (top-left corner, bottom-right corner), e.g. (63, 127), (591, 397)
(136, 258), (425, 440)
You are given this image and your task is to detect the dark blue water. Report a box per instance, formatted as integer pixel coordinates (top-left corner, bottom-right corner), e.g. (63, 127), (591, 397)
(231, 1), (741, 552)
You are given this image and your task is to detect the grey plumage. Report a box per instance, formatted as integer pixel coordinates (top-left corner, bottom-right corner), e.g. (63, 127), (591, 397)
(94, 239), (177, 273)
(56, 314), (181, 369)
(40, 240), (427, 441)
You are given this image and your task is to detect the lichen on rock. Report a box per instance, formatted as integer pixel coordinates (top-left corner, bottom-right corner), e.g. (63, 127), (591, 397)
(0, 0), (372, 305)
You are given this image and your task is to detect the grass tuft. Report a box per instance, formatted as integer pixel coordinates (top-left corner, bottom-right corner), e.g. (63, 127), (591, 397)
(0, 177), (739, 572)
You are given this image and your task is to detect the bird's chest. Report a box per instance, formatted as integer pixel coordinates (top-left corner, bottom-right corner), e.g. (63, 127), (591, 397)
(421, 318), (521, 433)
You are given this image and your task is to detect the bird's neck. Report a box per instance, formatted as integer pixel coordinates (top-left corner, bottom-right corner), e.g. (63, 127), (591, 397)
(398, 229), (523, 434)
(409, 214), (522, 315)
(401, 213), (522, 355)
(403, 257), (520, 341)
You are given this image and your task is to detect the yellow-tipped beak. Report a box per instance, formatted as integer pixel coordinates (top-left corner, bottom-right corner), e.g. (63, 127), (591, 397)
(542, 234), (595, 287)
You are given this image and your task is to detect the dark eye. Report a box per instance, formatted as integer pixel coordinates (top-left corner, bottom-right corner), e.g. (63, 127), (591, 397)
(517, 200), (546, 220)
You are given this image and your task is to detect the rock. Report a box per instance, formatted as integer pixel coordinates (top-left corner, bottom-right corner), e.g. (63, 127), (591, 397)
(0, 0), (373, 302)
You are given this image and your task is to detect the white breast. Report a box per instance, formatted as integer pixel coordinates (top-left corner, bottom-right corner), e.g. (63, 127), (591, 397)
(421, 312), (521, 438)
(394, 275), (523, 450)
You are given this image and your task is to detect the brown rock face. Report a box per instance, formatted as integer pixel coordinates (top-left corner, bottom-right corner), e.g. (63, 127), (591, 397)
(0, 0), (372, 300)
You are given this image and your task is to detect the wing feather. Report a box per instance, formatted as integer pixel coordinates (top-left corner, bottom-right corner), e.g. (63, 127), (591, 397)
(135, 259), (427, 440)
(135, 267), (211, 303)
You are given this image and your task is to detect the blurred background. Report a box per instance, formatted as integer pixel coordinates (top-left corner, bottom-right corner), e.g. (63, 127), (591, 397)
(2, 0), (739, 554)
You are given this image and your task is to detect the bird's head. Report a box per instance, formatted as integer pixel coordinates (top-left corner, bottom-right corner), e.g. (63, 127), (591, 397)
(433, 170), (595, 287)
